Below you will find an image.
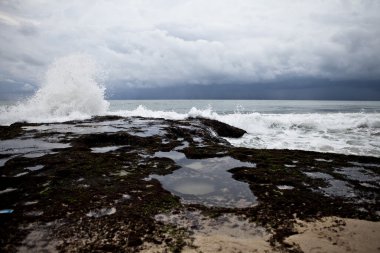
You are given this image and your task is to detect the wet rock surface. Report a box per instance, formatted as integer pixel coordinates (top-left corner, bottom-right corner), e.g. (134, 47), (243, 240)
(197, 118), (246, 138)
(0, 116), (379, 252)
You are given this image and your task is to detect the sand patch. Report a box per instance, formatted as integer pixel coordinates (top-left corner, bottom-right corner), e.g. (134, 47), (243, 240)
(17, 222), (62, 253)
(183, 214), (274, 253)
(141, 210), (277, 253)
(186, 227), (273, 253)
(284, 216), (380, 253)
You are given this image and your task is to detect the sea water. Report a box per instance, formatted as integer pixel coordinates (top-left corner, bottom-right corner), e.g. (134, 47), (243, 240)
(109, 100), (380, 157)
(0, 54), (379, 157)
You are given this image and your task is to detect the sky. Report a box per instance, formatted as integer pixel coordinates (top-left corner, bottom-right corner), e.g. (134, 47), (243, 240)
(0, 0), (380, 100)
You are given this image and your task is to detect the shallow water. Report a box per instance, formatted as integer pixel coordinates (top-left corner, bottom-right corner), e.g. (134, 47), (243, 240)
(335, 167), (380, 188)
(91, 146), (125, 153)
(23, 119), (167, 138)
(0, 138), (70, 158)
(25, 165), (44, 171)
(151, 151), (256, 208)
(305, 172), (356, 198)
(0, 157), (13, 167)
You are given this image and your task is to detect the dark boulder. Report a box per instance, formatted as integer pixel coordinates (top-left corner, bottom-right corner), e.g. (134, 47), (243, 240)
(0, 122), (24, 140)
(198, 118), (246, 138)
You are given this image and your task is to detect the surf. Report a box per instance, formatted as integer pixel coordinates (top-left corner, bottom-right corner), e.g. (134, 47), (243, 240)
(0, 54), (109, 125)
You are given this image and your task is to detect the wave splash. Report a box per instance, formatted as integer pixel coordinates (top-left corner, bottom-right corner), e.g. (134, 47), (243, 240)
(0, 54), (109, 124)
(112, 105), (380, 157)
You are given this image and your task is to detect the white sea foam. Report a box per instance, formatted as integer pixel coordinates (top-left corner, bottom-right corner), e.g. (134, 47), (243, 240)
(0, 54), (109, 125)
(112, 106), (380, 157)
(110, 105), (186, 120)
(216, 111), (380, 157)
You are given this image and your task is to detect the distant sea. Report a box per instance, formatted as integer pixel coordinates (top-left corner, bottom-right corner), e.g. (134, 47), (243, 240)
(108, 99), (380, 114)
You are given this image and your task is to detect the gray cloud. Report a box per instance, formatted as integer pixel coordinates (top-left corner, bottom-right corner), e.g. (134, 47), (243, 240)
(0, 0), (380, 93)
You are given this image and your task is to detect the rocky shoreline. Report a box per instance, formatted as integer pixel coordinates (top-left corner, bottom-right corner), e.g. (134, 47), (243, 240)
(0, 116), (379, 252)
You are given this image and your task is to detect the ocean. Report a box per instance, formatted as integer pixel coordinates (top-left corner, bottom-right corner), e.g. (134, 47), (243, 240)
(95, 99), (380, 157)
(1, 99), (379, 157)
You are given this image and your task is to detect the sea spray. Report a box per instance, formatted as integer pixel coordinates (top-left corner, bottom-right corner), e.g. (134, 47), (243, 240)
(109, 104), (380, 157)
(0, 54), (109, 125)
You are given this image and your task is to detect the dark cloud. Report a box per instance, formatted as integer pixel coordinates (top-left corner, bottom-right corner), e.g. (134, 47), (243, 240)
(0, 0), (379, 98)
(108, 80), (380, 100)
(0, 79), (36, 100)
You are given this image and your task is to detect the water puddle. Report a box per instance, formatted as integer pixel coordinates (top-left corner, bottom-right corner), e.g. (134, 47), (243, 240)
(151, 151), (256, 208)
(305, 172), (333, 180)
(0, 156), (13, 167)
(23, 118), (168, 137)
(174, 141), (189, 151)
(86, 207), (116, 218)
(91, 146), (125, 153)
(130, 125), (167, 137)
(23, 152), (57, 158)
(14, 172), (29, 177)
(122, 194), (131, 200)
(0, 139), (70, 157)
(155, 151), (186, 160)
(110, 170), (129, 177)
(349, 162), (380, 168)
(24, 201), (39, 206)
(315, 158), (333, 162)
(304, 172), (356, 198)
(79, 120), (128, 133)
(23, 121), (126, 134)
(277, 185), (294, 190)
(334, 167), (380, 187)
(24, 211), (44, 216)
(25, 165), (44, 171)
(0, 188), (17, 194)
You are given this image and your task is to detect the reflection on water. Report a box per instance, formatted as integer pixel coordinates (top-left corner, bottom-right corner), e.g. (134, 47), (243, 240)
(305, 172), (356, 198)
(23, 119), (167, 137)
(91, 146), (125, 153)
(0, 138), (70, 158)
(151, 151), (256, 208)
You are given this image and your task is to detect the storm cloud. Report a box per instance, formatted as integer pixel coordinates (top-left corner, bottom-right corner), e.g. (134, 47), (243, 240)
(0, 0), (380, 98)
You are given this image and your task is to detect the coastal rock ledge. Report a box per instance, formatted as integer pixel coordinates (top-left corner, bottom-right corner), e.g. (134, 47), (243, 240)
(0, 116), (379, 253)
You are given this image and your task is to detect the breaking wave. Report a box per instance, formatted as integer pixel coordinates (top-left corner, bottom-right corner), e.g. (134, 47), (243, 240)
(0, 54), (109, 125)
(111, 106), (380, 157)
